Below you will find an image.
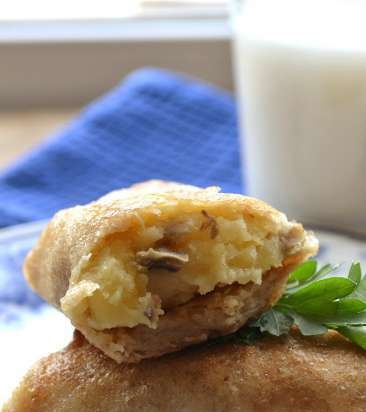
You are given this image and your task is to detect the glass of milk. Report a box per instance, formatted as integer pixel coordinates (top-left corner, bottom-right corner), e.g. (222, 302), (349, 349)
(233, 0), (366, 235)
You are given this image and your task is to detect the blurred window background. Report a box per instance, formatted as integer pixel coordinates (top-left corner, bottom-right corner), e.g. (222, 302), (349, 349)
(0, 0), (232, 169)
(1, 1), (228, 20)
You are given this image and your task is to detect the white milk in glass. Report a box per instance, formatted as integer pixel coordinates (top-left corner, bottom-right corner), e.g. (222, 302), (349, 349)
(233, 0), (366, 234)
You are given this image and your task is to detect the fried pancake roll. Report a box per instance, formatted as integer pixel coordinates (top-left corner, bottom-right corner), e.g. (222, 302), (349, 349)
(24, 181), (318, 363)
(3, 330), (366, 412)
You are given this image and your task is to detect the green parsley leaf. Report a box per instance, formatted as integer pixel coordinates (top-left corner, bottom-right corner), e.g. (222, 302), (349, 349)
(229, 261), (366, 353)
(312, 263), (340, 281)
(348, 262), (362, 284)
(290, 298), (338, 318)
(283, 277), (356, 304)
(336, 298), (366, 315)
(285, 263), (339, 293)
(336, 326), (366, 350)
(323, 311), (366, 326)
(251, 309), (293, 336)
(288, 260), (317, 284)
(287, 311), (328, 336)
(349, 276), (366, 301)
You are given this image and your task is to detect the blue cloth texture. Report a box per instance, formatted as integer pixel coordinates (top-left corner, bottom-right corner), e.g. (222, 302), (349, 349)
(0, 69), (241, 228)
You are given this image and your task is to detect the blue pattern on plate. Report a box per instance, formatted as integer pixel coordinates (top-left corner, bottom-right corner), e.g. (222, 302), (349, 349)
(0, 239), (42, 309)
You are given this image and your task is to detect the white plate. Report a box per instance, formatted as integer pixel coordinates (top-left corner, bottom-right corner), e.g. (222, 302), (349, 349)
(0, 221), (73, 405)
(0, 221), (365, 405)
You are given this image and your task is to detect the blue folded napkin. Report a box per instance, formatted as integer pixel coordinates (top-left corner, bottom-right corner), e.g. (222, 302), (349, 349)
(0, 68), (241, 228)
(0, 68), (242, 320)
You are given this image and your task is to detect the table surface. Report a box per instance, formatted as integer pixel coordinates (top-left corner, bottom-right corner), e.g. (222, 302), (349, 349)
(0, 108), (78, 170)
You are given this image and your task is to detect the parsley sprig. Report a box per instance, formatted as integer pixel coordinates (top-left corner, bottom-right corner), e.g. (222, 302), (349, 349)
(236, 261), (366, 350)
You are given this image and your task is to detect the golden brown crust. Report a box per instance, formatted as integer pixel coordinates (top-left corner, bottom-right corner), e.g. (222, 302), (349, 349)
(4, 330), (366, 412)
(77, 263), (293, 363)
(24, 181), (304, 306)
(24, 181), (292, 307)
(23, 180), (318, 362)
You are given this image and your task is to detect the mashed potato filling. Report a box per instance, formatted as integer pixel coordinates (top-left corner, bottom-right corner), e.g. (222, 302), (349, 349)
(61, 211), (285, 331)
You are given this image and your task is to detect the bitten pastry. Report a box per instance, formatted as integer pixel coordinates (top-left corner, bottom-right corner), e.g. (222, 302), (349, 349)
(3, 329), (366, 412)
(24, 181), (317, 363)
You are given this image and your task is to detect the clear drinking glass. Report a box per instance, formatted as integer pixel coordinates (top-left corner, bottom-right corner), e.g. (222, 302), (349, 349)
(232, 0), (366, 235)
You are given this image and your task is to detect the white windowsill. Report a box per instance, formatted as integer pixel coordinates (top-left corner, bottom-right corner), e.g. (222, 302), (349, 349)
(0, 15), (233, 109)
(0, 16), (230, 43)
